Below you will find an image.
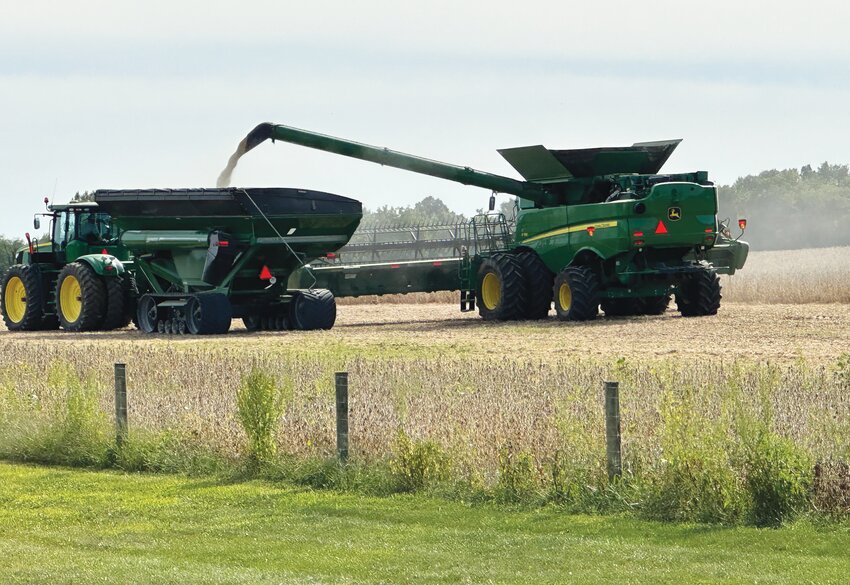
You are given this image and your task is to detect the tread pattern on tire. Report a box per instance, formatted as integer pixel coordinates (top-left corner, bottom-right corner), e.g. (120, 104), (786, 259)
(641, 295), (670, 315)
(676, 267), (722, 317)
(56, 262), (107, 332)
(553, 265), (599, 321)
(1, 264), (46, 331)
(476, 253), (528, 321)
(516, 250), (553, 320)
(289, 289), (336, 331)
(102, 276), (132, 330)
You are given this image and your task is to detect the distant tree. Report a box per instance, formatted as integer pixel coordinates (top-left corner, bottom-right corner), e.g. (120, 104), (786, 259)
(71, 191), (94, 202)
(0, 236), (24, 273)
(361, 195), (466, 227)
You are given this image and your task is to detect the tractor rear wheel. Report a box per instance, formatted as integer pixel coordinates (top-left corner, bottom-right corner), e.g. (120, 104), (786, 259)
(56, 262), (107, 331)
(102, 276), (132, 330)
(1, 265), (46, 331)
(676, 268), (721, 317)
(553, 266), (599, 321)
(476, 253), (528, 321)
(516, 250), (553, 319)
(290, 289), (336, 330)
(186, 293), (232, 335)
(641, 295), (670, 315)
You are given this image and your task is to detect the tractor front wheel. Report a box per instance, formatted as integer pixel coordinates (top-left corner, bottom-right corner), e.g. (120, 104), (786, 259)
(553, 266), (599, 321)
(1, 265), (46, 331)
(56, 262), (107, 331)
(476, 253), (528, 321)
(676, 268), (721, 317)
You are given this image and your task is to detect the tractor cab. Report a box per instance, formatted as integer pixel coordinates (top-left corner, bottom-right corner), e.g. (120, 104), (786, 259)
(25, 202), (125, 265)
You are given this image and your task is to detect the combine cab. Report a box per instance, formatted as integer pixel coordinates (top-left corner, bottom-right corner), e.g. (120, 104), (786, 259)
(239, 122), (749, 320)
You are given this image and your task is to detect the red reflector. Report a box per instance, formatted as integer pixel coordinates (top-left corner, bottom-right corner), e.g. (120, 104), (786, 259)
(632, 231), (644, 237)
(390, 264), (401, 269)
(586, 226), (595, 236)
(655, 220), (668, 235)
(704, 228), (713, 233)
(259, 265), (273, 280)
(432, 261), (442, 267)
(101, 248), (108, 254)
(633, 239), (645, 247)
(326, 252), (336, 259)
(218, 240), (229, 247)
(738, 218), (747, 230)
(105, 265), (114, 271)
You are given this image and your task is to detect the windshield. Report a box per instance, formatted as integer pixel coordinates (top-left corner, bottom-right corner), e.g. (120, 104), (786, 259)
(77, 212), (114, 244)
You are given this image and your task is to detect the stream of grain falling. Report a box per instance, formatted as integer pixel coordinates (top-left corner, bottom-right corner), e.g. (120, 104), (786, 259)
(216, 136), (249, 188)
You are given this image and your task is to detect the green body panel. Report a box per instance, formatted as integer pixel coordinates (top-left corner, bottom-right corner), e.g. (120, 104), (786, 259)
(294, 258), (463, 297)
(74, 253), (127, 277)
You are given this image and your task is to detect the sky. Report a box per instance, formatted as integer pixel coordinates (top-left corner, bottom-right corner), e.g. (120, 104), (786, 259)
(2, 0), (849, 238)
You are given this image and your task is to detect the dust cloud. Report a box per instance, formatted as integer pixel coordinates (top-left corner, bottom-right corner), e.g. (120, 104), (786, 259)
(216, 136), (249, 188)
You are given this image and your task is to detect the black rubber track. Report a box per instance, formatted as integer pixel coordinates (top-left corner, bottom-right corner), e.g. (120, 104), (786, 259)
(186, 293), (232, 335)
(553, 265), (600, 321)
(1, 264), (46, 331)
(56, 262), (107, 332)
(601, 298), (642, 317)
(676, 267), (722, 317)
(641, 295), (671, 315)
(102, 276), (132, 330)
(476, 253), (528, 321)
(516, 250), (554, 320)
(290, 289), (336, 330)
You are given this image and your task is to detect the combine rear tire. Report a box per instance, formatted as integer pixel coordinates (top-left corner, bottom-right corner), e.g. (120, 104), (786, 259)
(516, 250), (553, 319)
(102, 277), (132, 330)
(290, 289), (336, 330)
(186, 293), (232, 335)
(1, 265), (46, 331)
(476, 253), (528, 321)
(56, 262), (106, 332)
(676, 268), (721, 317)
(553, 266), (599, 321)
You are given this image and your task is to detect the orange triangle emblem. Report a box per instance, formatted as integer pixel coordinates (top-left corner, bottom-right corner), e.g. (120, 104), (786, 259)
(655, 220), (668, 235)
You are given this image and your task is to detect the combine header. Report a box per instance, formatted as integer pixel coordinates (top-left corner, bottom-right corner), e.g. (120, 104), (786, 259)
(244, 123), (749, 320)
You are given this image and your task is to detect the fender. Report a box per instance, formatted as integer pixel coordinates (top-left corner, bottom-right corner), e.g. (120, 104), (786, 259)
(76, 253), (127, 277)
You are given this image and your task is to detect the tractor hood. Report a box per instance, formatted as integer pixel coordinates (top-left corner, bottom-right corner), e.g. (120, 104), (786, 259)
(498, 139), (682, 182)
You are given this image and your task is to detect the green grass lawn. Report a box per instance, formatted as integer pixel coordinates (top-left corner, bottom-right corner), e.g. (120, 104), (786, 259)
(0, 463), (848, 584)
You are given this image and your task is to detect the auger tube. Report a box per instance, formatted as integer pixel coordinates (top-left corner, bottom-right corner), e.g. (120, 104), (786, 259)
(243, 122), (556, 205)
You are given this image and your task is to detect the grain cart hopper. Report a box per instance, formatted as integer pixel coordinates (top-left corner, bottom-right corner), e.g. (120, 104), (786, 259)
(199, 123), (750, 321)
(2, 188), (362, 334)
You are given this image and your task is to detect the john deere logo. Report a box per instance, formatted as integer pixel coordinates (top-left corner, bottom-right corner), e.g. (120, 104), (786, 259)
(667, 207), (682, 221)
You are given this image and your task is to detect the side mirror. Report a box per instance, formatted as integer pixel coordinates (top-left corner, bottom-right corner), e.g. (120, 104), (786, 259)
(33, 217), (41, 230)
(488, 193), (496, 212)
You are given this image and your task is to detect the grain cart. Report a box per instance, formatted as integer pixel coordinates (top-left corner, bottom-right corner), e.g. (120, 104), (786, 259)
(243, 122), (749, 320)
(1, 188), (362, 334)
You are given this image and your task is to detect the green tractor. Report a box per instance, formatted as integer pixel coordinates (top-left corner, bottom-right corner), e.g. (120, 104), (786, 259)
(241, 123), (749, 320)
(2, 188), (363, 334)
(2, 199), (134, 332)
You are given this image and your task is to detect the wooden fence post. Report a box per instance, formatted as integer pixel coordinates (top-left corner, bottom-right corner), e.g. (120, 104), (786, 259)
(335, 372), (349, 463)
(114, 363), (128, 446)
(604, 380), (622, 480)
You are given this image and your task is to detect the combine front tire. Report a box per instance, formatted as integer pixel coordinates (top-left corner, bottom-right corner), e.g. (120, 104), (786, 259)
(516, 250), (553, 319)
(553, 266), (599, 321)
(641, 295), (670, 315)
(476, 253), (528, 321)
(676, 268), (721, 317)
(290, 289), (336, 330)
(186, 293), (232, 335)
(600, 298), (642, 317)
(1, 265), (46, 331)
(56, 262), (107, 331)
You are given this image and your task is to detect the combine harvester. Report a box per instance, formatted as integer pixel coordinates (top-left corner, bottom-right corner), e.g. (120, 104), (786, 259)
(1, 188), (361, 334)
(242, 123), (749, 320)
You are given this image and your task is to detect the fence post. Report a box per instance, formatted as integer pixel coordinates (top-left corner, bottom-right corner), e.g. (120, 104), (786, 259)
(604, 380), (622, 480)
(335, 372), (349, 463)
(114, 363), (128, 446)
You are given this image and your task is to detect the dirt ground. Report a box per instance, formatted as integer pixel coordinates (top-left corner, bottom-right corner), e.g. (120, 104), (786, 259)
(1, 302), (847, 363)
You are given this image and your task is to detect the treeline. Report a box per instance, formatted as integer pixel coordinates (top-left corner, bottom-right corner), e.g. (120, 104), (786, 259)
(718, 162), (850, 250)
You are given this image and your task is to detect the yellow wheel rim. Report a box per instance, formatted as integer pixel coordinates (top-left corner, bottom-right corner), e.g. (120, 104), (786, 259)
(481, 272), (502, 311)
(59, 275), (83, 323)
(558, 282), (572, 312)
(4, 276), (27, 323)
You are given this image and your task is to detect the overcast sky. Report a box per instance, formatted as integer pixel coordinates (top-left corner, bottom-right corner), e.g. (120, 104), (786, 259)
(2, 1), (849, 238)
